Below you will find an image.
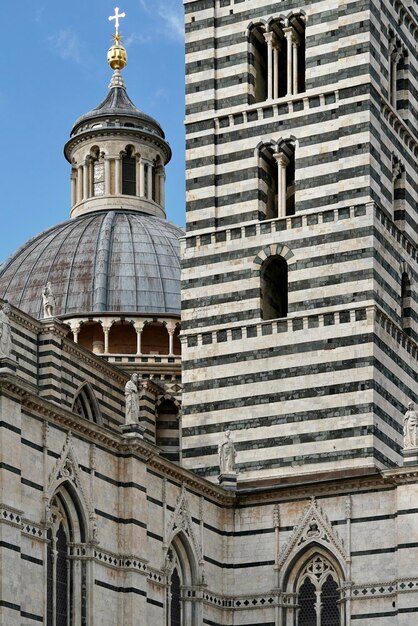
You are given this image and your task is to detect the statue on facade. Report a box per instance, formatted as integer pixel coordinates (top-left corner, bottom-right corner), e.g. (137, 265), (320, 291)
(42, 282), (56, 318)
(125, 373), (140, 424)
(218, 430), (237, 474)
(404, 402), (418, 449)
(0, 303), (12, 359)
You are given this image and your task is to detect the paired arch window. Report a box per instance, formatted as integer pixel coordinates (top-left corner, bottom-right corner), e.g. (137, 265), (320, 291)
(260, 255), (288, 320)
(46, 490), (87, 626)
(248, 16), (306, 104)
(296, 555), (341, 625)
(259, 141), (296, 220)
(388, 32), (408, 115)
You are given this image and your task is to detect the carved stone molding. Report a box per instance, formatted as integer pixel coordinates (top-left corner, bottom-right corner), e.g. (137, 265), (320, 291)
(277, 497), (348, 573)
(165, 486), (202, 562)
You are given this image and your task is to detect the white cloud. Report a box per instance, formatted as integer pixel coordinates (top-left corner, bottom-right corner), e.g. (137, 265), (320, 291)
(49, 29), (83, 64)
(124, 32), (152, 47)
(139, 0), (184, 42)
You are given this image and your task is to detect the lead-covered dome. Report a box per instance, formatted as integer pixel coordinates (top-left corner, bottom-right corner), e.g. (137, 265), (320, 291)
(0, 211), (182, 319)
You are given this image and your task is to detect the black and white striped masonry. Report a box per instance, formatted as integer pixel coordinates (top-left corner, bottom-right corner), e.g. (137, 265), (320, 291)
(181, 0), (418, 482)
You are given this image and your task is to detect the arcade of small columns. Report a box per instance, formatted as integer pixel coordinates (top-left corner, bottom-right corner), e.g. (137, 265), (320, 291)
(263, 26), (301, 99)
(64, 316), (181, 357)
(70, 149), (166, 207)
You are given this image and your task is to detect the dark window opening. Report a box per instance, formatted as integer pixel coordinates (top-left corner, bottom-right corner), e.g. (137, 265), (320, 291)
(170, 568), (181, 626)
(122, 148), (136, 195)
(298, 577), (316, 626)
(321, 575), (340, 626)
(261, 256), (288, 320)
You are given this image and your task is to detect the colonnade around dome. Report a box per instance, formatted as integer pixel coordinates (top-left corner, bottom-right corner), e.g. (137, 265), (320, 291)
(64, 314), (181, 361)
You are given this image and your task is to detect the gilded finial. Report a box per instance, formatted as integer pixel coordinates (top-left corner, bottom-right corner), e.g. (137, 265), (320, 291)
(107, 7), (128, 71)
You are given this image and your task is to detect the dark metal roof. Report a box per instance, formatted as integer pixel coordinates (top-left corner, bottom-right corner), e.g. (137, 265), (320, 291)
(0, 211), (183, 319)
(70, 81), (164, 139)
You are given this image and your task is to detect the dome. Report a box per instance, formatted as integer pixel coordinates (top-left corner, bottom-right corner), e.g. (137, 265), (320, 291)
(0, 211), (183, 319)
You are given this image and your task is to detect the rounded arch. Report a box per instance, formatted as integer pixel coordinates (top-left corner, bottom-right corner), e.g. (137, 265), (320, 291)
(260, 255), (288, 320)
(253, 243), (295, 267)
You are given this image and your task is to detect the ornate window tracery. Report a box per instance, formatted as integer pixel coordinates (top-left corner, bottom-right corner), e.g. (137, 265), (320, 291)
(295, 555), (341, 626)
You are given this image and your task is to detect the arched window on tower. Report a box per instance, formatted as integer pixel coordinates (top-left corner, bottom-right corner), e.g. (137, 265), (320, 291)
(248, 23), (268, 103)
(122, 146), (136, 195)
(156, 398), (181, 463)
(401, 271), (411, 336)
(388, 32), (406, 113)
(258, 141), (295, 220)
(392, 155), (405, 225)
(248, 16), (306, 104)
(46, 489), (88, 626)
(260, 256), (288, 320)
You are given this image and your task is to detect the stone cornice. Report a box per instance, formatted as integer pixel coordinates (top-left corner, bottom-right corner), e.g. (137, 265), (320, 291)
(0, 371), (234, 505)
(62, 339), (128, 385)
(383, 466), (418, 484)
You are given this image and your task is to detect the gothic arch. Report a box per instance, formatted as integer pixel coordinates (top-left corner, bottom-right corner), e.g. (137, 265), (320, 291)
(283, 544), (346, 626)
(165, 530), (201, 626)
(71, 381), (102, 424)
(46, 482), (90, 626)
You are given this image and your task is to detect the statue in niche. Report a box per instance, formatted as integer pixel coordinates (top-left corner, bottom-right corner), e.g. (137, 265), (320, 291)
(404, 402), (418, 449)
(42, 282), (56, 318)
(218, 430), (237, 474)
(125, 373), (140, 424)
(0, 303), (13, 359)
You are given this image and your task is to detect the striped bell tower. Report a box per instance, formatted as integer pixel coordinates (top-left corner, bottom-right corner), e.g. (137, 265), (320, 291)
(181, 0), (417, 484)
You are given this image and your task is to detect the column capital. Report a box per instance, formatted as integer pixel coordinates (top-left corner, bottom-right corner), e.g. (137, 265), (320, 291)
(263, 31), (277, 47)
(273, 152), (290, 167)
(283, 26), (296, 42)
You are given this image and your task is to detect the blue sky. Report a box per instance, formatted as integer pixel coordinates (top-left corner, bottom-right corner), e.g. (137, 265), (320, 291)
(0, 0), (185, 262)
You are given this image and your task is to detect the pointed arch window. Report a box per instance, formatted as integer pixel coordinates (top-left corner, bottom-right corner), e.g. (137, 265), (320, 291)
(46, 491), (88, 626)
(72, 384), (101, 424)
(166, 533), (199, 626)
(295, 554), (342, 626)
(170, 568), (182, 626)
